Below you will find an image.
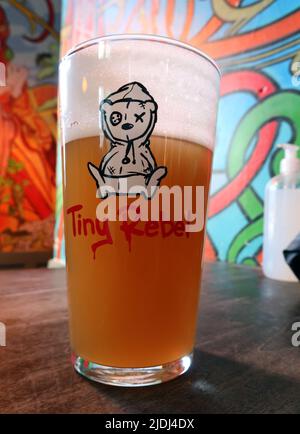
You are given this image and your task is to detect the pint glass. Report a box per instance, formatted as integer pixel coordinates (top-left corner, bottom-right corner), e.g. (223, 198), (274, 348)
(59, 35), (220, 386)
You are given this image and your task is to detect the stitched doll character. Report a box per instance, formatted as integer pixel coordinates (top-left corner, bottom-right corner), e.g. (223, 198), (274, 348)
(88, 82), (167, 198)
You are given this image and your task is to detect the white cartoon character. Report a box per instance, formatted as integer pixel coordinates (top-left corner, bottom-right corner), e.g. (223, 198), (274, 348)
(88, 82), (167, 198)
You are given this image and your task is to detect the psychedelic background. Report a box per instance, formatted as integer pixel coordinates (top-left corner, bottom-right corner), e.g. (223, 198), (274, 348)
(0, 0), (60, 264)
(52, 0), (300, 267)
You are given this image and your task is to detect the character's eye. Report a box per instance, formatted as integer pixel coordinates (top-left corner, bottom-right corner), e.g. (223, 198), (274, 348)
(134, 112), (145, 123)
(110, 111), (122, 126)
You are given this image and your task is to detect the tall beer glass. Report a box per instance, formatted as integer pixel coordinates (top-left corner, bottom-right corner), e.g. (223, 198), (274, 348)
(59, 35), (220, 387)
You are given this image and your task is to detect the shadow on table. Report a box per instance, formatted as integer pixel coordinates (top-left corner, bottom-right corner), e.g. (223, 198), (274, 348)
(88, 349), (300, 414)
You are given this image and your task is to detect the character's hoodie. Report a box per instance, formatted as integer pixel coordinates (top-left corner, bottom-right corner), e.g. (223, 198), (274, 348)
(100, 81), (157, 144)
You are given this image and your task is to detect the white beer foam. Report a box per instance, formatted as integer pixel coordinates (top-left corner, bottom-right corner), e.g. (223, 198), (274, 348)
(60, 38), (220, 150)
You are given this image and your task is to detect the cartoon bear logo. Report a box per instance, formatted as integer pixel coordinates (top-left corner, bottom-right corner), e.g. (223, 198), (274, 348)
(88, 82), (167, 198)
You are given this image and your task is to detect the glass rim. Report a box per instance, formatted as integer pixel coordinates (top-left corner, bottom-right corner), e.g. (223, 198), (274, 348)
(60, 33), (221, 76)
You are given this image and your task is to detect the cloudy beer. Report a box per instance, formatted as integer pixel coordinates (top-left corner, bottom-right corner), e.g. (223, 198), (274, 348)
(60, 35), (220, 386)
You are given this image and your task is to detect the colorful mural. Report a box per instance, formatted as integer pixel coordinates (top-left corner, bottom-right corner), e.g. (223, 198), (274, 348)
(53, 0), (300, 266)
(0, 0), (60, 258)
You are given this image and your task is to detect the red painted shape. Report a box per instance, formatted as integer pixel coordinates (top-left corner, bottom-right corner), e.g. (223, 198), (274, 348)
(12, 171), (52, 219)
(208, 70), (278, 218)
(204, 234), (218, 261)
(196, 11), (300, 59)
(23, 0), (55, 43)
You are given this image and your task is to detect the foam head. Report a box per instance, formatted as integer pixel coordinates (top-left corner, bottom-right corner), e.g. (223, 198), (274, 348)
(60, 35), (220, 149)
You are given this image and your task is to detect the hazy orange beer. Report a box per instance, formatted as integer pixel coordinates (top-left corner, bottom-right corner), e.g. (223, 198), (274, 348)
(60, 35), (220, 386)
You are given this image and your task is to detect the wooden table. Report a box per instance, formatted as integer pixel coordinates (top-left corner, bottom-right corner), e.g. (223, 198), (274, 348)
(0, 262), (300, 414)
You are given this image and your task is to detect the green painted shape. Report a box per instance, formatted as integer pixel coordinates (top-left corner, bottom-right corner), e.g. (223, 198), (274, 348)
(238, 188), (263, 220)
(55, 185), (63, 220)
(271, 149), (283, 177)
(241, 257), (258, 267)
(227, 217), (263, 263)
(228, 91), (300, 178)
(226, 92), (300, 262)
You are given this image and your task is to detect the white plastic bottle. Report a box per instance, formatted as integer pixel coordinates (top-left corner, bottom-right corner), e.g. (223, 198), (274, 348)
(263, 144), (300, 282)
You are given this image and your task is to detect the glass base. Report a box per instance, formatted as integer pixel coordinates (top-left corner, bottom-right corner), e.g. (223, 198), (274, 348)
(73, 352), (193, 387)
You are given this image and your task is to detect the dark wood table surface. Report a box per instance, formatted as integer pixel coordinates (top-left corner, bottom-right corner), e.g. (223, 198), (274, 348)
(1, 262), (300, 414)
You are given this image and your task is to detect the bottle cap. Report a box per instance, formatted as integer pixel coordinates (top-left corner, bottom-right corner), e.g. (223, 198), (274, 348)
(278, 144), (300, 175)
